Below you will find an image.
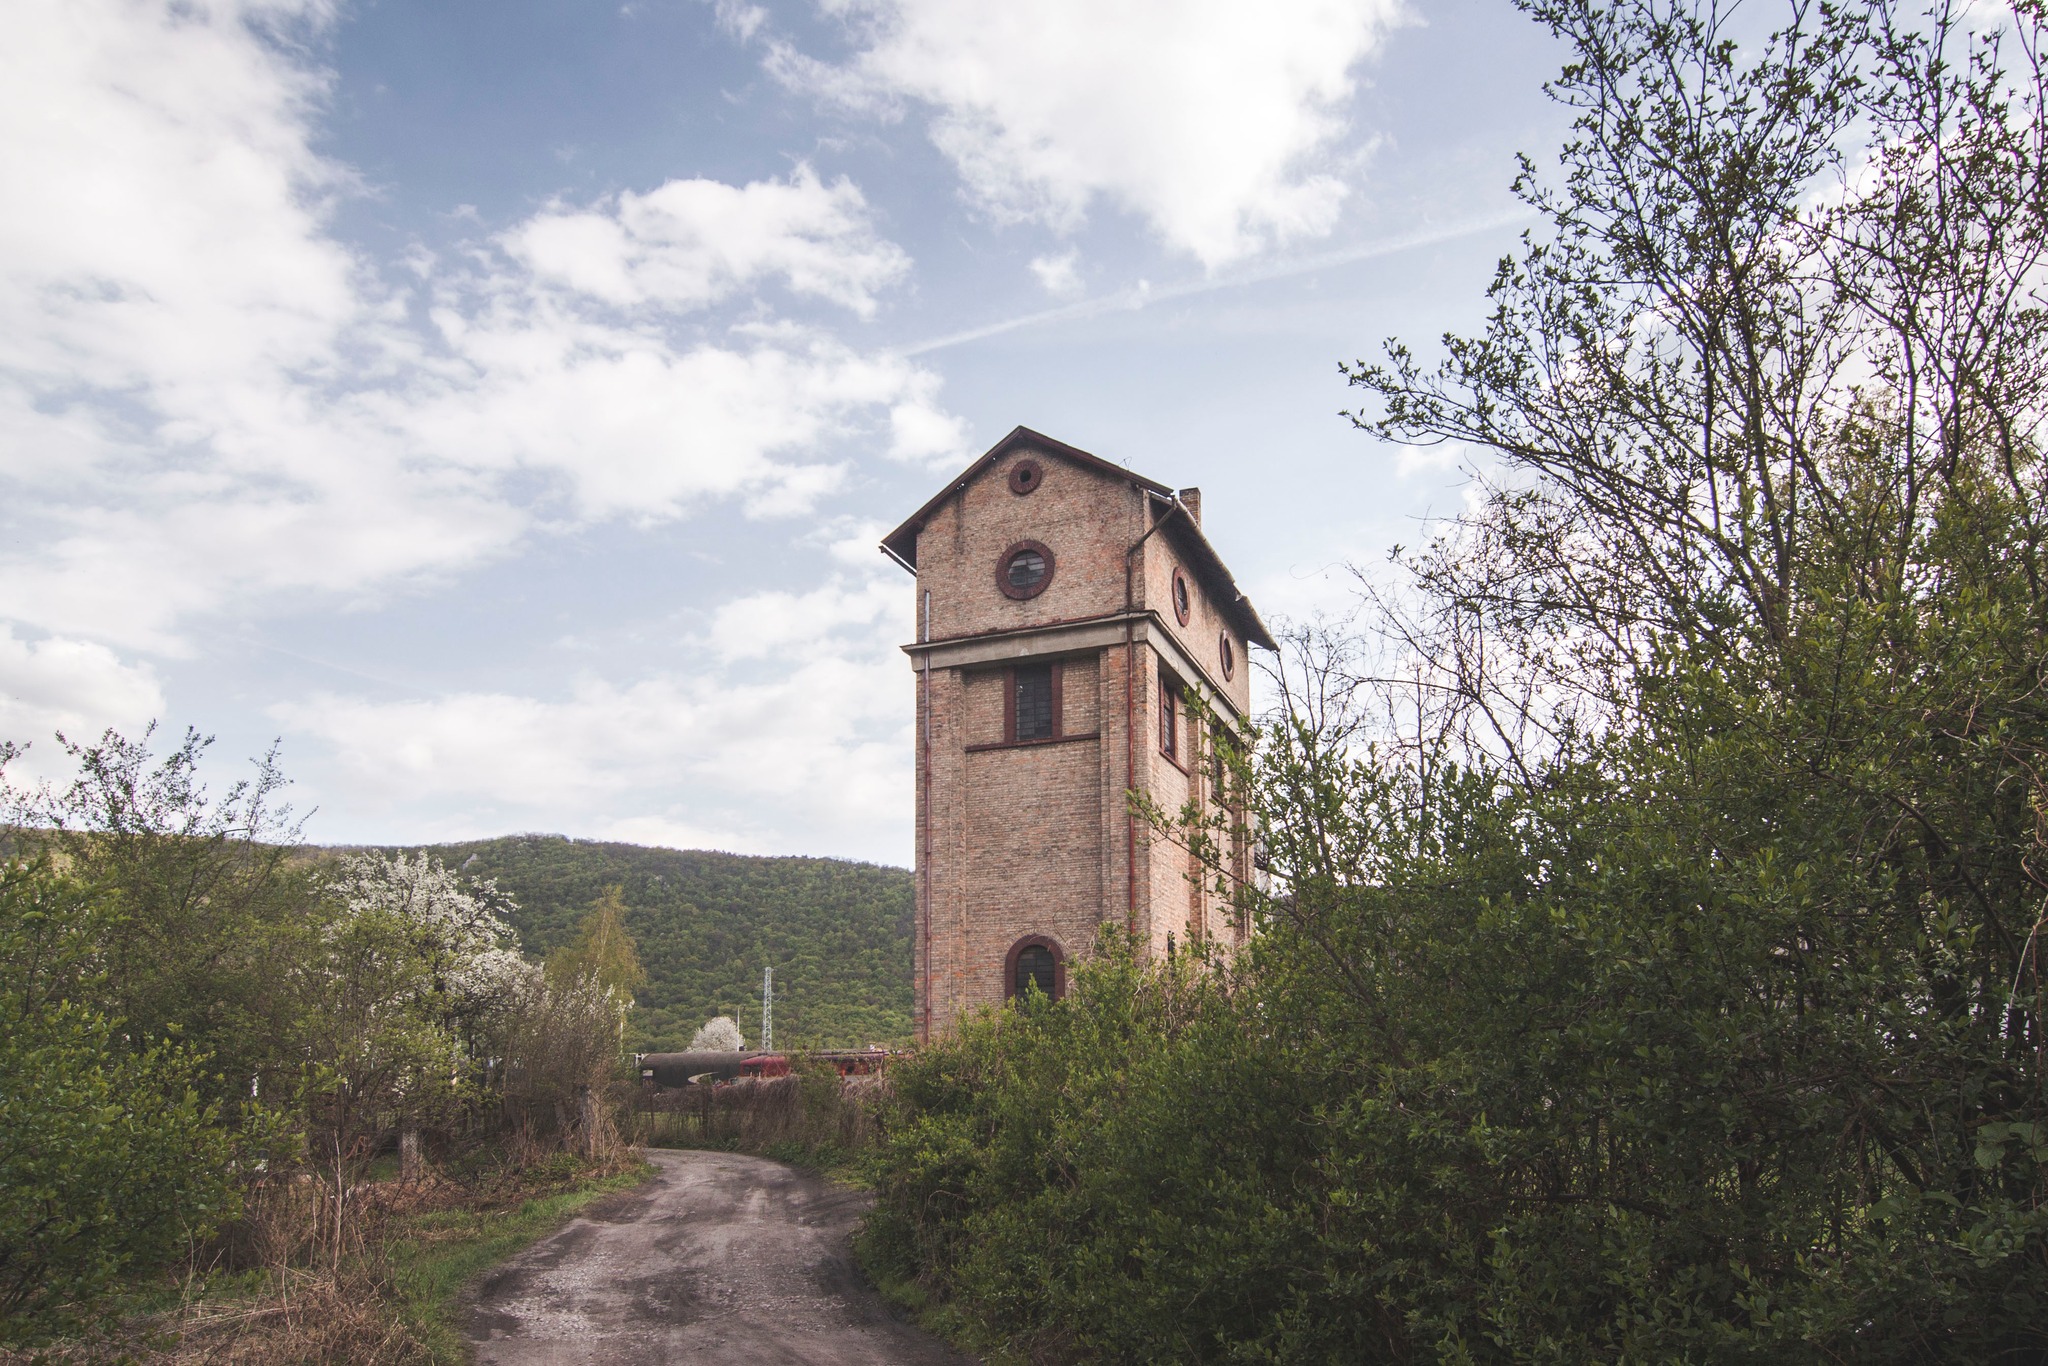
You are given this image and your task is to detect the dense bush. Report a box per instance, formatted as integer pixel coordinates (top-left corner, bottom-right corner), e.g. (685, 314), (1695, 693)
(0, 861), (241, 1344)
(0, 731), (646, 1340)
(862, 940), (1336, 1362)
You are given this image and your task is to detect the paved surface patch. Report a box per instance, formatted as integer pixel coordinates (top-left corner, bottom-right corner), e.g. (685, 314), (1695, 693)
(464, 1149), (971, 1365)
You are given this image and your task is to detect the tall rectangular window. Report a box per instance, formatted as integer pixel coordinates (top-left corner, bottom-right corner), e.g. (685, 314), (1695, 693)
(1014, 664), (1055, 742)
(1159, 670), (1178, 759)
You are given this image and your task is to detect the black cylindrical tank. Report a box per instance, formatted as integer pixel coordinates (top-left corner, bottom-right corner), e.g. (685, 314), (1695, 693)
(638, 1051), (747, 1086)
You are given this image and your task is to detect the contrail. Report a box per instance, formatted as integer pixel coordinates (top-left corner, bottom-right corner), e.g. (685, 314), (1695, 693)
(895, 207), (1538, 357)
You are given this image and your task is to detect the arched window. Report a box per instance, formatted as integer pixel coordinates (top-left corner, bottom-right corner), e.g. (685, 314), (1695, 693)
(1005, 936), (1065, 1002)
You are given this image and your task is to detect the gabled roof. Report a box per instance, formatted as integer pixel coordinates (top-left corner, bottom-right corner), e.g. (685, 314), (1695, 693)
(879, 426), (1169, 568)
(879, 425), (1276, 652)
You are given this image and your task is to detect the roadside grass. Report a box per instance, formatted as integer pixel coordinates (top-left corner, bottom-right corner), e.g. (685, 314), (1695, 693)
(381, 1160), (653, 1360)
(852, 1248), (1032, 1366)
(756, 1139), (873, 1187)
(0, 1156), (654, 1364)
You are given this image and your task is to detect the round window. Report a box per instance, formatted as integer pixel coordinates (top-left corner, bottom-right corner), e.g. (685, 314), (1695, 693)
(1007, 458), (1044, 495)
(1171, 567), (1192, 625)
(1220, 632), (1236, 680)
(997, 540), (1055, 600)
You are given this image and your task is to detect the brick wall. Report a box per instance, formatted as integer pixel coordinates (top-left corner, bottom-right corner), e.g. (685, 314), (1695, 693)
(915, 446), (1141, 645)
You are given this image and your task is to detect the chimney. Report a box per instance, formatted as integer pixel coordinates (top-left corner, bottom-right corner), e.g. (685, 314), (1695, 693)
(1176, 487), (1202, 526)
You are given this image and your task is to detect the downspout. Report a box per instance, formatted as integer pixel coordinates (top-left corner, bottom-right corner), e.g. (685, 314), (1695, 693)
(1123, 620), (1135, 938)
(1123, 492), (1188, 940)
(920, 587), (933, 1043)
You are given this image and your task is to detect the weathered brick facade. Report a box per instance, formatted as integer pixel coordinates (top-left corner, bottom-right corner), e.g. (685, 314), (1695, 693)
(882, 428), (1274, 1040)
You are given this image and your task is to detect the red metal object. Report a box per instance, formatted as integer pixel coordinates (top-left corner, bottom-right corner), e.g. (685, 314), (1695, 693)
(808, 1049), (895, 1077)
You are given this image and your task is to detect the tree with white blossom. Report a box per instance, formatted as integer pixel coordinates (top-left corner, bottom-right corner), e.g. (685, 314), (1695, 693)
(300, 852), (534, 1233)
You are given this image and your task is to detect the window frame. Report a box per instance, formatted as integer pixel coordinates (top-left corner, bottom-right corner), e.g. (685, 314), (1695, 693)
(1007, 457), (1045, 495)
(997, 539), (1056, 600)
(1158, 668), (1180, 762)
(1004, 661), (1064, 745)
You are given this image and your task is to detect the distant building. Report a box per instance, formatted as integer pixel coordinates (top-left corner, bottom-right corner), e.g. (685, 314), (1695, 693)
(882, 427), (1275, 1041)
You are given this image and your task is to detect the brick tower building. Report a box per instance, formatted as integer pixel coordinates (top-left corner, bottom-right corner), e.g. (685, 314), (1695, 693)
(881, 427), (1274, 1041)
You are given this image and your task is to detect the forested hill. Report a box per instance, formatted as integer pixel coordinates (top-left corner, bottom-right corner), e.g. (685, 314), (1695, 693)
(374, 835), (914, 1052)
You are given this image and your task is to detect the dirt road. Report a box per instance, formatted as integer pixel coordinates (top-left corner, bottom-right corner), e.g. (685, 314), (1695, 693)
(464, 1149), (972, 1365)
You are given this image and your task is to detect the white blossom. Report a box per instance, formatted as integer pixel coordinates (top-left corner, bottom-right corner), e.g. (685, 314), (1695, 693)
(325, 850), (529, 1010)
(688, 1015), (744, 1051)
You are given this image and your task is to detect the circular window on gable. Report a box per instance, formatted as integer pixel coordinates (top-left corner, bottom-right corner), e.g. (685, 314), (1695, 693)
(1171, 567), (1192, 625)
(1007, 458), (1044, 495)
(1220, 632), (1236, 680)
(998, 540), (1055, 600)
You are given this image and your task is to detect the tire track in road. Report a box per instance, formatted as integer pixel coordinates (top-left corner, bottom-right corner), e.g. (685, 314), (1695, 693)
(465, 1149), (971, 1365)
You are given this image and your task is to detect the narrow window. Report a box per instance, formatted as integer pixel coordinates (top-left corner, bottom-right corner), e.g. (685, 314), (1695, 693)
(1014, 664), (1054, 742)
(1159, 670), (1178, 759)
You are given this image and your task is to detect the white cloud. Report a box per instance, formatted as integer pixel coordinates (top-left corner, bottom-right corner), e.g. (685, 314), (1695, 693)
(710, 0), (770, 42)
(0, 0), (960, 654)
(366, 311), (947, 521)
(887, 394), (968, 465)
(269, 553), (918, 859)
(705, 576), (903, 661)
(271, 643), (912, 860)
(501, 166), (910, 316)
(1029, 249), (1083, 297)
(1391, 440), (1467, 481)
(775, 0), (1409, 266)
(0, 0), (356, 400)
(0, 628), (164, 772)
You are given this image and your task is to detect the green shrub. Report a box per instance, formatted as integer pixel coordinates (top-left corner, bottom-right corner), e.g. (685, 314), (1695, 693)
(0, 861), (240, 1343)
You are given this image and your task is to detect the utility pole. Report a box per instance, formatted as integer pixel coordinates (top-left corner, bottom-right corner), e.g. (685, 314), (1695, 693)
(760, 966), (774, 1053)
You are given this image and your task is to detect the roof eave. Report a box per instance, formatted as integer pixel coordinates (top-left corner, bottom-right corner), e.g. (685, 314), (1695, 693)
(878, 425), (1171, 572)
(1146, 491), (1278, 652)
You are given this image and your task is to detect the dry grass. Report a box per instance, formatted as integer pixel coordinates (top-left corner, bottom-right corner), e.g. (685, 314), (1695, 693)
(1, 1148), (650, 1365)
(0, 1269), (430, 1366)
(162, 1270), (433, 1365)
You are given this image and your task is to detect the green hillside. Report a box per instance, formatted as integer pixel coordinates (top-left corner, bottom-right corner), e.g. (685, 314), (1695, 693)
(371, 835), (914, 1052)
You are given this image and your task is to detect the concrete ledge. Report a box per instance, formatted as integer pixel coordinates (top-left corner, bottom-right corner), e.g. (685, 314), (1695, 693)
(903, 611), (1244, 724)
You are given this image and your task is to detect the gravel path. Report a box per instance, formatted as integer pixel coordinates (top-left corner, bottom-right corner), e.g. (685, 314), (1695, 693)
(463, 1148), (972, 1365)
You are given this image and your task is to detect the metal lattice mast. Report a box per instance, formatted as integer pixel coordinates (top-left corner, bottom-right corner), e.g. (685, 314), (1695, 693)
(760, 966), (773, 1052)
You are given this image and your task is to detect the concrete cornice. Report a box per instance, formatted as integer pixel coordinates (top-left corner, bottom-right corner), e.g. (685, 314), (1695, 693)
(903, 609), (1247, 728)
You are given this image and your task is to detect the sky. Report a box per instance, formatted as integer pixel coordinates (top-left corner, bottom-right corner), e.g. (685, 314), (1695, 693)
(0, 0), (1571, 865)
